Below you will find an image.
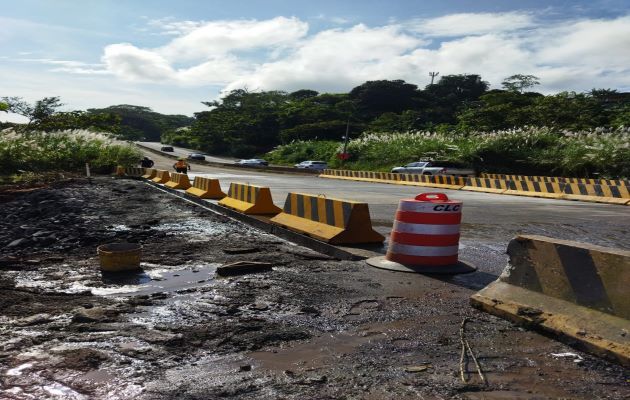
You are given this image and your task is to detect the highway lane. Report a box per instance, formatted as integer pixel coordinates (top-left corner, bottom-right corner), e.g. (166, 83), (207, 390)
(140, 148), (630, 286)
(137, 141), (237, 164)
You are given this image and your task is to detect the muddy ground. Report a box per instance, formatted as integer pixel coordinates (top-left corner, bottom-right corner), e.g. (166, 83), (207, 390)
(0, 177), (628, 399)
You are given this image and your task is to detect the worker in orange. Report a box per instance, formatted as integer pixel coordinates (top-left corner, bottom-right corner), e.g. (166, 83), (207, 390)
(173, 157), (191, 174)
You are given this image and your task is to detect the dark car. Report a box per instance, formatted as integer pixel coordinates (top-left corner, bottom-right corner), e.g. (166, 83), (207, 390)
(187, 153), (206, 161)
(160, 146), (174, 152)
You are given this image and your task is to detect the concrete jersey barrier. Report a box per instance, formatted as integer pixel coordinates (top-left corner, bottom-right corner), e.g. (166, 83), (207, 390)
(218, 183), (282, 215)
(463, 177), (509, 194)
(152, 170), (170, 184)
(142, 168), (157, 179)
(471, 235), (630, 366)
(270, 192), (384, 244)
(164, 172), (192, 190)
(504, 180), (565, 199)
(186, 177), (226, 199)
(562, 183), (630, 205)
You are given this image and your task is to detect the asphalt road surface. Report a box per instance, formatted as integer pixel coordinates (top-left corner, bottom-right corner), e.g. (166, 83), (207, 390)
(140, 147), (630, 288)
(137, 141), (237, 163)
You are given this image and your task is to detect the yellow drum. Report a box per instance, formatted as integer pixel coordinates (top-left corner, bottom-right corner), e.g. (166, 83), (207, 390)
(97, 243), (142, 272)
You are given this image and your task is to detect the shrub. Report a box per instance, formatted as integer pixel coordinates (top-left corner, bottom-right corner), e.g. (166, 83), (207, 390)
(263, 127), (630, 178)
(0, 129), (142, 175)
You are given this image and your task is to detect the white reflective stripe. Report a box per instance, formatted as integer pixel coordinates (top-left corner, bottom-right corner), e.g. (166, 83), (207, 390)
(388, 243), (459, 257)
(398, 200), (463, 213)
(393, 221), (460, 235)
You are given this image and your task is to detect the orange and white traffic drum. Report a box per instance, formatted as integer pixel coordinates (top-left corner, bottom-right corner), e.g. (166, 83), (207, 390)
(367, 193), (475, 274)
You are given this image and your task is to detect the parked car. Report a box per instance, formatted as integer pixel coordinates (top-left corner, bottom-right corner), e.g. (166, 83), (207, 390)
(187, 153), (206, 161)
(235, 159), (268, 166)
(160, 146), (174, 152)
(294, 160), (328, 171)
(391, 161), (475, 176)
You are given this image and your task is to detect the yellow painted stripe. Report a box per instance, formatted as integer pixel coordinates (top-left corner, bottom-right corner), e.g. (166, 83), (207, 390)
(290, 193), (298, 215)
(317, 197), (327, 223)
(303, 194), (312, 219)
(333, 201), (344, 228)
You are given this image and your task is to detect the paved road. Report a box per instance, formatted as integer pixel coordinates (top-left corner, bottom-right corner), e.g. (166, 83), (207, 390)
(140, 147), (630, 288)
(137, 141), (237, 163)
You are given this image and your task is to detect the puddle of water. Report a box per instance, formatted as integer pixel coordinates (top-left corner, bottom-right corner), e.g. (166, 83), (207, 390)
(6, 362), (34, 376)
(153, 219), (235, 236)
(107, 224), (130, 232)
(43, 382), (88, 399)
(95, 263), (220, 296)
(249, 331), (384, 372)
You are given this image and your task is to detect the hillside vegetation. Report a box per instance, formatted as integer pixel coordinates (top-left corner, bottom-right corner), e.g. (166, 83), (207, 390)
(266, 127), (630, 178)
(159, 75), (630, 177)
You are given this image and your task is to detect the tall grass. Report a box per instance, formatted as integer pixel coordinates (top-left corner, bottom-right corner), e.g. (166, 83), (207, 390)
(265, 127), (630, 178)
(0, 129), (142, 175)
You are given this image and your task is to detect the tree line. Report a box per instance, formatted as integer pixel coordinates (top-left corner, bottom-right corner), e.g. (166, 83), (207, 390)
(162, 74), (630, 158)
(0, 97), (192, 141)
(3, 73), (629, 160)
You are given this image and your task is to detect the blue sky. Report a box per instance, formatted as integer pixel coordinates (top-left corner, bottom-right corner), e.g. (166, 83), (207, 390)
(2, 0), (630, 120)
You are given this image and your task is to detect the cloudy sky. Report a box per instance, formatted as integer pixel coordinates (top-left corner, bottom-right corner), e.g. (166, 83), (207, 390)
(2, 0), (630, 121)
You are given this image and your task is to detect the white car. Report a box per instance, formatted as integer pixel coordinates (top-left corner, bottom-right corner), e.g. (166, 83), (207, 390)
(235, 159), (268, 166)
(391, 161), (475, 176)
(294, 161), (328, 171)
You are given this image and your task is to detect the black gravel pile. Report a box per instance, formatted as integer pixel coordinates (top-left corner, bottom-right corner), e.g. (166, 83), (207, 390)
(0, 179), (165, 256)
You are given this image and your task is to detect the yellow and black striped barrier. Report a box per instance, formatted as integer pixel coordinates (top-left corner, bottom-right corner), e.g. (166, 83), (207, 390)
(270, 193), (384, 244)
(116, 166), (145, 177)
(152, 170), (170, 184)
(186, 176), (226, 199)
(164, 172), (192, 190)
(125, 167), (145, 177)
(471, 235), (630, 366)
(562, 183), (630, 205)
(320, 169), (628, 206)
(481, 173), (629, 187)
(462, 177), (509, 194)
(142, 168), (157, 180)
(505, 180), (565, 199)
(564, 177), (629, 187)
(218, 183), (282, 215)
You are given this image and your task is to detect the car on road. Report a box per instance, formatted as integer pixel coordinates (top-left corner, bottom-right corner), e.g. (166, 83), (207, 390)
(391, 161), (475, 176)
(187, 153), (206, 161)
(160, 146), (174, 152)
(235, 159), (268, 166)
(294, 160), (328, 171)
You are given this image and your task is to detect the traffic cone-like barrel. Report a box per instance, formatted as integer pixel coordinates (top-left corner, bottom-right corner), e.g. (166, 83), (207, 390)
(367, 193), (475, 274)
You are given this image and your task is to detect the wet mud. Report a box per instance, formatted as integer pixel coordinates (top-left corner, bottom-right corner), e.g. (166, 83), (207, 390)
(0, 177), (628, 399)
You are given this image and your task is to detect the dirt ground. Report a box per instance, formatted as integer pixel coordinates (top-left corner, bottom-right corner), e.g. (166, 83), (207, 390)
(0, 177), (628, 399)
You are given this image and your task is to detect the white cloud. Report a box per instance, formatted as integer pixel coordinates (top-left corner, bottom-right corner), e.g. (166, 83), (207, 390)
(7, 12), (630, 116)
(102, 43), (245, 85)
(95, 13), (629, 95)
(15, 58), (110, 75)
(158, 17), (308, 60)
(408, 12), (537, 37)
(225, 24), (424, 92)
(535, 16), (630, 69)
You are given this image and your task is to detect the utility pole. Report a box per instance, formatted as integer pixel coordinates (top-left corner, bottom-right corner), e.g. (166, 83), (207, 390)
(429, 71), (439, 85)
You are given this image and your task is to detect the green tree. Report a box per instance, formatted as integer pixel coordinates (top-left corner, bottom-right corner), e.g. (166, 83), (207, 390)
(87, 104), (193, 140)
(456, 90), (542, 131)
(421, 74), (489, 125)
(523, 92), (607, 130)
(501, 74), (540, 93)
(349, 80), (419, 120)
(2, 96), (64, 125)
(186, 89), (289, 157)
